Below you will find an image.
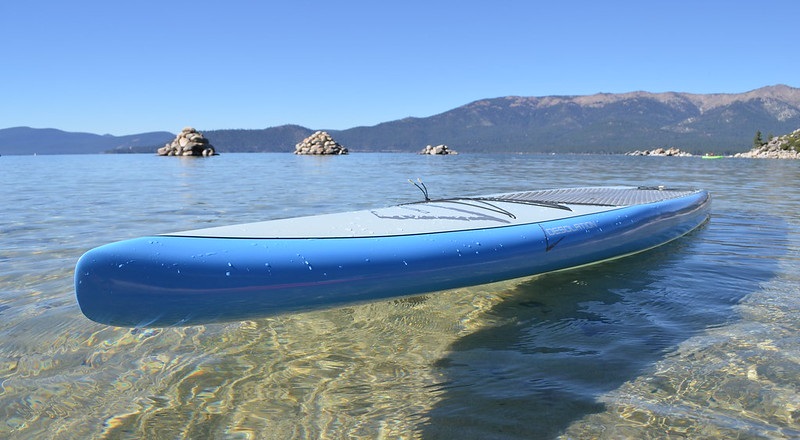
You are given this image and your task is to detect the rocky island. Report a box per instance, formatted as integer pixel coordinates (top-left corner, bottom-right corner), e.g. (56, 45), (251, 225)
(419, 144), (458, 155)
(158, 127), (216, 157)
(735, 129), (800, 159)
(625, 147), (693, 157)
(295, 131), (348, 155)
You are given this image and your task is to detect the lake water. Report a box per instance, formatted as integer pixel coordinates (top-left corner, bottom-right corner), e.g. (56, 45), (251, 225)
(1, 153), (799, 439)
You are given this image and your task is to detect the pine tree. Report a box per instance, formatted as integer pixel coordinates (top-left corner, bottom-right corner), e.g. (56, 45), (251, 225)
(753, 130), (765, 148)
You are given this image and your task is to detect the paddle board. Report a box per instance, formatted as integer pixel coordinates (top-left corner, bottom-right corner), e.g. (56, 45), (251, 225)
(75, 186), (710, 327)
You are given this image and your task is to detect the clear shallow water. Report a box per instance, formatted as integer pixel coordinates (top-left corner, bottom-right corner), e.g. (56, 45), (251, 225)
(1, 153), (798, 439)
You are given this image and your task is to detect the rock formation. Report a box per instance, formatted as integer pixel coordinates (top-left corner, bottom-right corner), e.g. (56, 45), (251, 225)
(734, 129), (800, 159)
(626, 147), (692, 157)
(420, 144), (458, 155)
(295, 131), (348, 155)
(158, 127), (216, 157)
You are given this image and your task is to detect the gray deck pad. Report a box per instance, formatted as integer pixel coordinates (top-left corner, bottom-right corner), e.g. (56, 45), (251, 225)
(490, 186), (697, 206)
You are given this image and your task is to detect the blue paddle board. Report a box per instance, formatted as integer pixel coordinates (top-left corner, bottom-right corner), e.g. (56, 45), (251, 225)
(75, 186), (710, 327)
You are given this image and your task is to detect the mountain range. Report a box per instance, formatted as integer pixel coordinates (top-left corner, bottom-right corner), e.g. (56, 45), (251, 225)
(2, 85), (799, 155)
(0, 127), (174, 155)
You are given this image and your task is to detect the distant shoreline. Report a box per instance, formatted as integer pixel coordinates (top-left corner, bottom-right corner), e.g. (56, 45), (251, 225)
(3, 150), (798, 159)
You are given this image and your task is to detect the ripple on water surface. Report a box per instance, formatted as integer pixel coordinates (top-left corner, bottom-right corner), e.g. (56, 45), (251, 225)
(2, 154), (800, 438)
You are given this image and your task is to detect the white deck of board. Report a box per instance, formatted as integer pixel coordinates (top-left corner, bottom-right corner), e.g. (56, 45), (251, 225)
(164, 200), (618, 239)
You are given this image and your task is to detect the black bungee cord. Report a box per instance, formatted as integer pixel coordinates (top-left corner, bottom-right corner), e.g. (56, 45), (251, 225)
(409, 178), (430, 201)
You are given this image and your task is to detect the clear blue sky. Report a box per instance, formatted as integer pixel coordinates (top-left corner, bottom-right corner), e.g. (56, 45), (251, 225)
(2, 0), (798, 135)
